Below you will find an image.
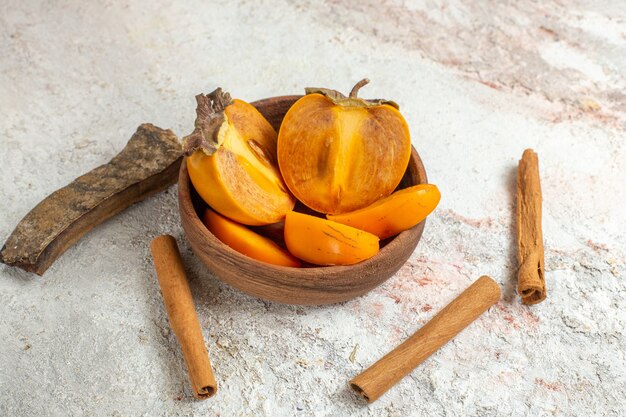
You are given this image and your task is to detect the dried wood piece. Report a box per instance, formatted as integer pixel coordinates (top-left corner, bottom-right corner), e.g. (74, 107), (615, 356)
(349, 276), (501, 403)
(1, 124), (182, 275)
(517, 149), (546, 304)
(150, 235), (218, 399)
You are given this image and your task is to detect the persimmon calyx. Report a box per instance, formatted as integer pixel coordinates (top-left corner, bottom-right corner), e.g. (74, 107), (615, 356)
(182, 87), (234, 156)
(304, 78), (400, 110)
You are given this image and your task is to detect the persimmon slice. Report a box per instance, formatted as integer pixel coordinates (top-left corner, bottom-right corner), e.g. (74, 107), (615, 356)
(327, 184), (441, 239)
(277, 79), (411, 214)
(284, 211), (379, 266)
(184, 89), (295, 226)
(203, 209), (301, 267)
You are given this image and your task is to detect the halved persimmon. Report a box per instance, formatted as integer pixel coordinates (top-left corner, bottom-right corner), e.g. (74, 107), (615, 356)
(277, 79), (411, 214)
(327, 184), (441, 239)
(184, 88), (295, 225)
(284, 211), (379, 265)
(202, 209), (301, 267)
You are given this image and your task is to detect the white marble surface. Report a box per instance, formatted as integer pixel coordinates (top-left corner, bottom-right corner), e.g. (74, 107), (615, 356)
(1, 1), (625, 416)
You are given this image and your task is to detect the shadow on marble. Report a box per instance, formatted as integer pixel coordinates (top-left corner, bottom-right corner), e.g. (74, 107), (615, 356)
(0, 264), (38, 283)
(502, 165), (519, 303)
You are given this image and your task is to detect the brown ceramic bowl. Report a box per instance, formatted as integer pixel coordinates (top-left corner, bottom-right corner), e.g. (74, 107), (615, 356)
(178, 96), (428, 305)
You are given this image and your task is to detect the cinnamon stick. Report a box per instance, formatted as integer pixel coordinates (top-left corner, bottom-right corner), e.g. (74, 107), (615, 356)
(517, 149), (546, 304)
(150, 235), (217, 399)
(350, 275), (500, 403)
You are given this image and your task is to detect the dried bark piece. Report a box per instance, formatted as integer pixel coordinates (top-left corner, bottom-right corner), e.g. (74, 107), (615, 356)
(1, 124), (182, 275)
(517, 149), (546, 304)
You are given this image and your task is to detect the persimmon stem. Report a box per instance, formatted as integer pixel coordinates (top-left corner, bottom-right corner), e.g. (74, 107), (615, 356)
(349, 78), (370, 98)
(182, 88), (232, 156)
(182, 130), (205, 156)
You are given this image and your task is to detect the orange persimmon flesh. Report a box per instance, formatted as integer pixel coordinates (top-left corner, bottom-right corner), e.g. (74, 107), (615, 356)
(203, 209), (301, 267)
(186, 92), (295, 225)
(284, 211), (379, 265)
(327, 184), (441, 239)
(277, 80), (411, 214)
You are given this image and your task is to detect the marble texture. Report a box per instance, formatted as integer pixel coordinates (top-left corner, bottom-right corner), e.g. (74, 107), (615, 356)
(0, 1), (624, 416)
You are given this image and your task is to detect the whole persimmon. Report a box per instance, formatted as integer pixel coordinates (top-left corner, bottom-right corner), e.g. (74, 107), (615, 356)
(277, 79), (411, 214)
(183, 88), (295, 225)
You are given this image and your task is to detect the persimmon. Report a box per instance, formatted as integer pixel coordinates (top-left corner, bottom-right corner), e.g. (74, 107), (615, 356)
(202, 209), (301, 267)
(284, 211), (379, 265)
(327, 184), (441, 239)
(184, 88), (295, 226)
(277, 79), (411, 214)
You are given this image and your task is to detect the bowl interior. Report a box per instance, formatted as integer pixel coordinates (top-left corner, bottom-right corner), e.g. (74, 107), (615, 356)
(178, 95), (428, 304)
